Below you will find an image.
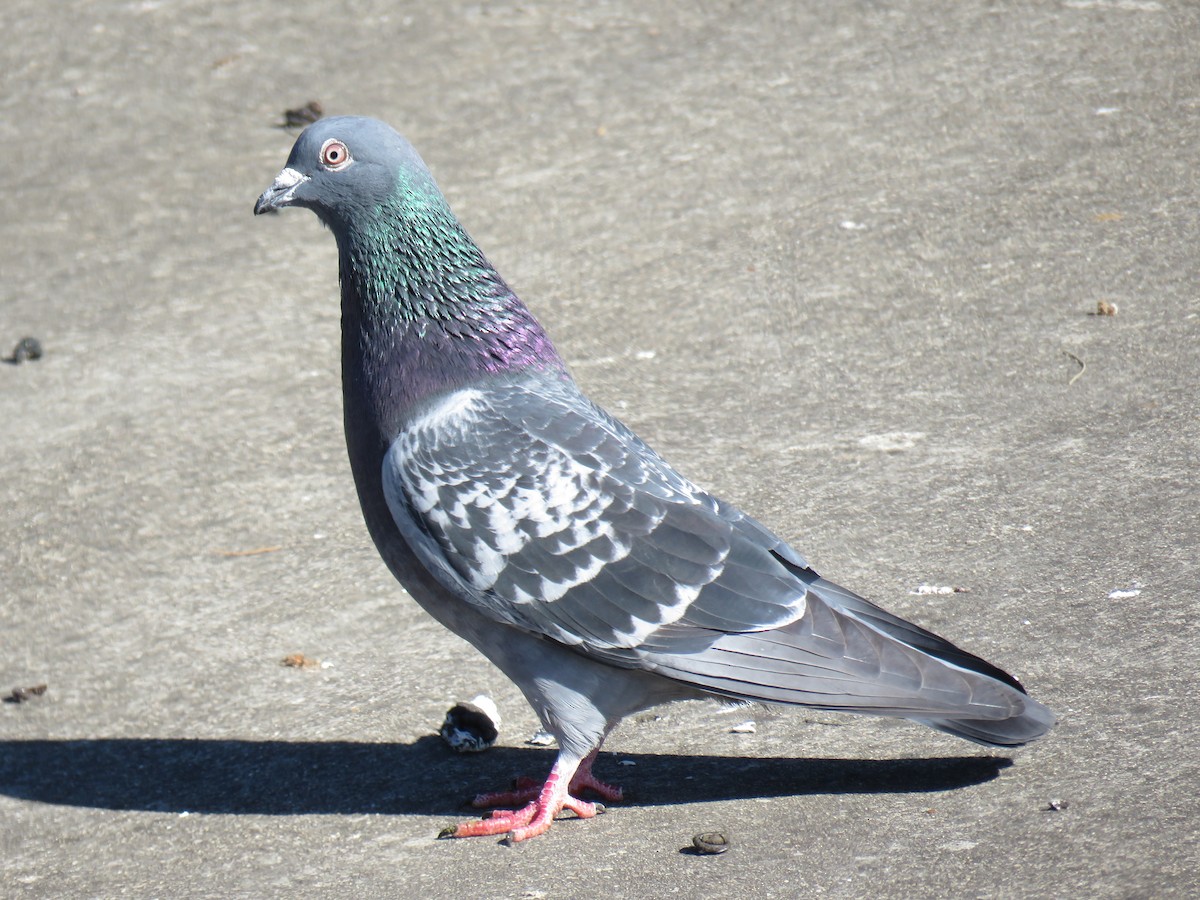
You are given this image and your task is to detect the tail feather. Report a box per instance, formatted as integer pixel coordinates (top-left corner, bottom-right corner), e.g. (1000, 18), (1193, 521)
(917, 701), (1057, 748)
(646, 576), (1055, 748)
(808, 576), (1028, 694)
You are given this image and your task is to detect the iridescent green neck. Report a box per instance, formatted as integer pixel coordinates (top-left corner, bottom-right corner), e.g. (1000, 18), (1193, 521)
(339, 183), (512, 327)
(336, 179), (565, 418)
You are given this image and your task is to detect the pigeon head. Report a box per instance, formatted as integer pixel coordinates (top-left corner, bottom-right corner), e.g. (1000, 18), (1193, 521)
(254, 116), (440, 235)
(254, 115), (509, 323)
(255, 116), (566, 414)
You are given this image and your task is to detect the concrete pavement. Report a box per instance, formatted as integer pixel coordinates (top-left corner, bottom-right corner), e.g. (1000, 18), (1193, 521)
(2, 2), (1198, 896)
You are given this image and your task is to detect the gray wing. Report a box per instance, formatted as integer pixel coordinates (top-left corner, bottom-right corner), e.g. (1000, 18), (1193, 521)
(381, 377), (1053, 745)
(381, 378), (810, 660)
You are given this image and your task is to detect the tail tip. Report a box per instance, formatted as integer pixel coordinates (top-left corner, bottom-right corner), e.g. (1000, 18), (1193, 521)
(921, 695), (1056, 748)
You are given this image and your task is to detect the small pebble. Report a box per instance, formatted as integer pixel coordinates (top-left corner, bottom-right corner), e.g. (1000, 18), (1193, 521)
(691, 832), (730, 854)
(1045, 798), (1069, 812)
(283, 100), (324, 128)
(280, 652), (320, 669)
(8, 337), (42, 364)
(4, 684), (48, 703)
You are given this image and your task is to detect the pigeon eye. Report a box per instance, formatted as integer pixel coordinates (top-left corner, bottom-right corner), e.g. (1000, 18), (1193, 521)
(319, 139), (352, 170)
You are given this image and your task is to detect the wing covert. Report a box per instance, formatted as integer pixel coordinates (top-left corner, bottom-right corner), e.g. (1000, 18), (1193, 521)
(381, 379), (810, 660)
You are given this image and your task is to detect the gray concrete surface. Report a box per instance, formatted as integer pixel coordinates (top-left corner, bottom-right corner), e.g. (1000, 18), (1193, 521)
(2, 1), (1198, 897)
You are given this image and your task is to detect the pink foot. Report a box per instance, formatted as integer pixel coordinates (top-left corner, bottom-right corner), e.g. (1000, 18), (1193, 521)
(440, 751), (616, 842)
(471, 750), (623, 809)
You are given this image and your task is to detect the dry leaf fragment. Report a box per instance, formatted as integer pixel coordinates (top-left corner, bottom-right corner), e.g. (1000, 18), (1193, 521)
(281, 653), (320, 669)
(4, 684), (48, 703)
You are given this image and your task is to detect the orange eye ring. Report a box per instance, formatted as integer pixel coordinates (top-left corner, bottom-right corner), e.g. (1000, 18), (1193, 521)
(320, 138), (352, 170)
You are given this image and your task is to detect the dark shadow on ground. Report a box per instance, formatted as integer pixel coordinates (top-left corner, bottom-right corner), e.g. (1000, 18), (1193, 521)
(0, 736), (1011, 815)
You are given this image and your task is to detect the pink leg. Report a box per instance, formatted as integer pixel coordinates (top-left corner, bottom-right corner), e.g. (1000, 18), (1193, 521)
(440, 750), (619, 842)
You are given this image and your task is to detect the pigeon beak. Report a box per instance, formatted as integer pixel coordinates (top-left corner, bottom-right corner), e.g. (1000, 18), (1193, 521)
(254, 167), (310, 215)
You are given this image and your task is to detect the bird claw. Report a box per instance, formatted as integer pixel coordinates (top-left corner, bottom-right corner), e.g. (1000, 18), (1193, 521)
(441, 802), (539, 839)
(472, 765), (623, 809)
(443, 749), (620, 841)
(443, 784), (611, 841)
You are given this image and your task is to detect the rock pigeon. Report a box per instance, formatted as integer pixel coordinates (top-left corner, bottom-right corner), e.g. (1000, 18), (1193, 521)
(254, 116), (1054, 842)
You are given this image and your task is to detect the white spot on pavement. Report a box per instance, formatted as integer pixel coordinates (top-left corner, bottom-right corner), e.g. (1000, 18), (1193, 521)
(859, 431), (925, 452)
(939, 840), (978, 853)
(1064, 0), (1161, 10)
(1108, 583), (1143, 600)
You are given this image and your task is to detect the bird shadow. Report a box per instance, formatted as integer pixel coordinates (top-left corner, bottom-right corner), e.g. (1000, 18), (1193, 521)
(0, 736), (1010, 816)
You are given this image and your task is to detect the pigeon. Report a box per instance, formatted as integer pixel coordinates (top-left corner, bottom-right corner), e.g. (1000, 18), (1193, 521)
(254, 116), (1054, 842)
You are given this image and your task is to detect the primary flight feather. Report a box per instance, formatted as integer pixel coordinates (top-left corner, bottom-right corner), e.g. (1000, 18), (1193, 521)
(255, 116), (1053, 842)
